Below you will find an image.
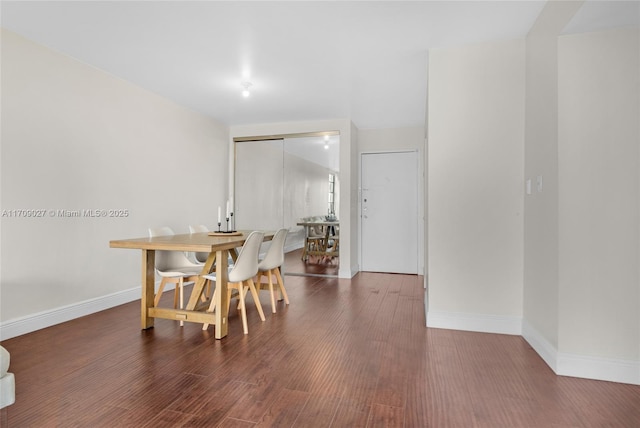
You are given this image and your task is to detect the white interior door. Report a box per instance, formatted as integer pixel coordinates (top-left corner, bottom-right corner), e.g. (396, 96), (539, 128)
(361, 151), (418, 273)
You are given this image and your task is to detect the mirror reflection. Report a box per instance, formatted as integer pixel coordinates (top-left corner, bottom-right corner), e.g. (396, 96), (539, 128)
(234, 134), (340, 277)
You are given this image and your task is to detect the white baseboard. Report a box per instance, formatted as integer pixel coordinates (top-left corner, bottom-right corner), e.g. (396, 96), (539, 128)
(558, 353), (640, 385)
(522, 320), (640, 385)
(284, 242), (304, 254)
(0, 286), (142, 341)
(340, 264), (359, 279)
(426, 310), (522, 336)
(522, 320), (558, 372)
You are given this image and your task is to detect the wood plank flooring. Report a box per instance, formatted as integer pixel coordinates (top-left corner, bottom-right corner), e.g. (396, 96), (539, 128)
(2, 271), (640, 427)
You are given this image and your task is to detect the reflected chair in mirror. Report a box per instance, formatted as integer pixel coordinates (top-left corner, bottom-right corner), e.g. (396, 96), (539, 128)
(202, 231), (266, 334)
(301, 216), (327, 262)
(148, 227), (202, 326)
(326, 224), (339, 261)
(256, 228), (290, 313)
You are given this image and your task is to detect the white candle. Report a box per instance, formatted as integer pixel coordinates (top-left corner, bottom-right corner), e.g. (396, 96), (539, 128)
(218, 206), (221, 223)
(230, 196), (234, 215)
(226, 200), (230, 218)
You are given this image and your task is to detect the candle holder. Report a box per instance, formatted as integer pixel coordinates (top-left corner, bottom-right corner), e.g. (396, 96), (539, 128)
(230, 212), (235, 232)
(217, 221), (221, 232)
(225, 217), (230, 233)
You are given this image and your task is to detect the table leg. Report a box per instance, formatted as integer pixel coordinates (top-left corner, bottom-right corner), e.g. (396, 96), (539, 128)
(186, 252), (216, 310)
(323, 228), (330, 252)
(215, 249), (229, 339)
(141, 249), (155, 329)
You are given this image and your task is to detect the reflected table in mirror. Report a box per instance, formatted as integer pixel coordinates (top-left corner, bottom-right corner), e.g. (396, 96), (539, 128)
(296, 220), (339, 262)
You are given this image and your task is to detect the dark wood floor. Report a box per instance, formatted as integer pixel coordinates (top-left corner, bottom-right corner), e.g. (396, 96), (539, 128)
(2, 271), (640, 427)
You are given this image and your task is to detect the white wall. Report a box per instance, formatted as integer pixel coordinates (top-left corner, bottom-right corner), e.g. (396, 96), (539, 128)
(357, 126), (424, 153)
(558, 27), (639, 363)
(0, 30), (229, 337)
(230, 119), (358, 278)
(427, 39), (525, 334)
(358, 126), (426, 275)
(521, 1), (640, 385)
(522, 0), (584, 366)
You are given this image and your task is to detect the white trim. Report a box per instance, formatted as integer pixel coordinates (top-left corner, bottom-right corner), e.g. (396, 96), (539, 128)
(0, 286), (143, 340)
(340, 264), (359, 279)
(557, 353), (640, 385)
(423, 283), (429, 326)
(522, 320), (640, 385)
(522, 320), (558, 372)
(426, 310), (522, 335)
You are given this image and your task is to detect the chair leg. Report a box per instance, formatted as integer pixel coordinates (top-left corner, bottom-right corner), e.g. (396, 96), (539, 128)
(173, 280), (179, 309)
(274, 267), (289, 305)
(267, 271), (276, 313)
(246, 278), (266, 322)
(236, 282), (248, 334)
(178, 278), (184, 326)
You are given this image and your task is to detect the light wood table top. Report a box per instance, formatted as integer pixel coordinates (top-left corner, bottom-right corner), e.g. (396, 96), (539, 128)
(110, 231), (258, 252)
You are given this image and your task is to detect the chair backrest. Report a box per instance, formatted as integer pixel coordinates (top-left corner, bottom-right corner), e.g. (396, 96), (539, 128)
(189, 225), (209, 233)
(258, 228), (288, 271)
(149, 226), (174, 237)
(148, 227), (194, 271)
(188, 225), (210, 263)
(228, 231), (264, 283)
(310, 224), (325, 236)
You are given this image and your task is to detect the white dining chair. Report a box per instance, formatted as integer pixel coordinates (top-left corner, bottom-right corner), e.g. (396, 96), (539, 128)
(202, 231), (266, 334)
(188, 224), (210, 264)
(149, 227), (202, 326)
(0, 346), (15, 426)
(256, 228), (290, 313)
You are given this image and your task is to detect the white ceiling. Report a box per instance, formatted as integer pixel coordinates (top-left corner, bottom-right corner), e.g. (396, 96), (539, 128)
(1, 1), (638, 130)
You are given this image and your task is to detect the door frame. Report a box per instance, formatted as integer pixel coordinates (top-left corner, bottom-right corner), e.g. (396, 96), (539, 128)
(359, 149), (424, 274)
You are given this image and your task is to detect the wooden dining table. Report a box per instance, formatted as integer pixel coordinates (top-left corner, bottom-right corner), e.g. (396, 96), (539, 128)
(109, 231), (272, 339)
